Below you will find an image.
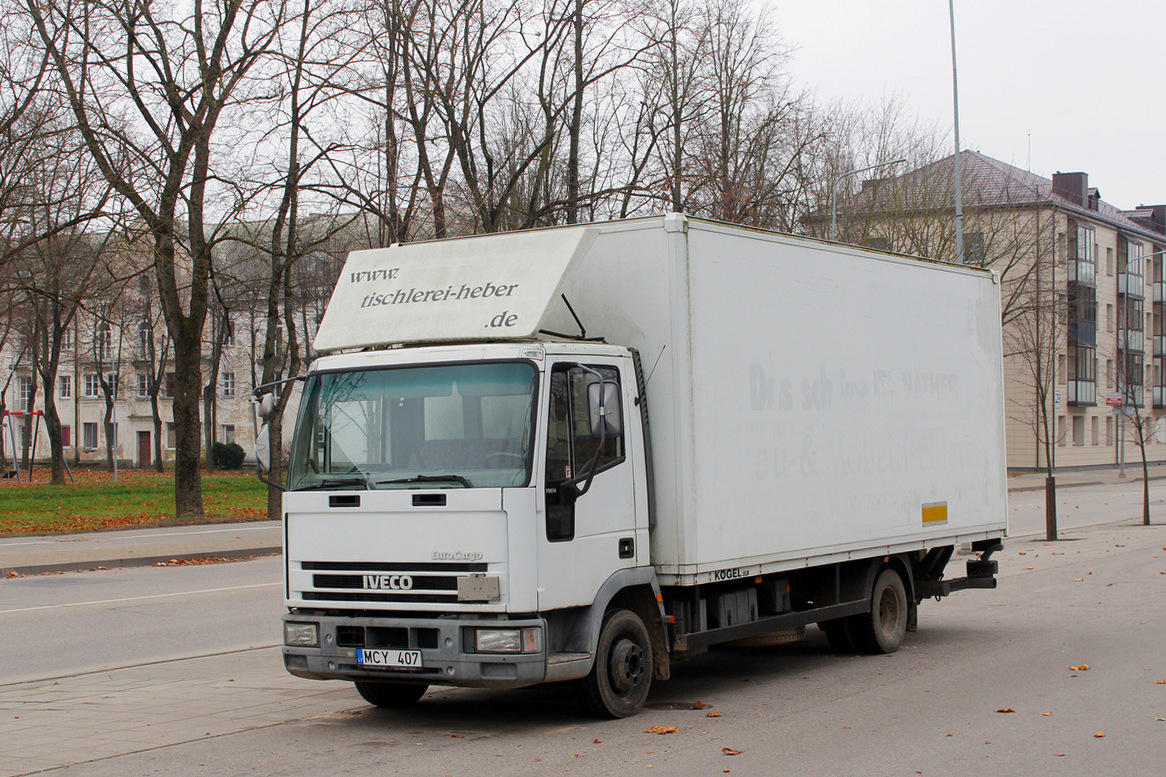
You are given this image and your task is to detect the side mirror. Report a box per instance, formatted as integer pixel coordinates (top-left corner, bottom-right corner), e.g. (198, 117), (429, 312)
(257, 393), (276, 420)
(588, 381), (622, 437)
(255, 423), (272, 473)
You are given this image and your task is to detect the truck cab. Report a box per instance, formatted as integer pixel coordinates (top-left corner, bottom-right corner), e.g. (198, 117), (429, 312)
(280, 341), (659, 716)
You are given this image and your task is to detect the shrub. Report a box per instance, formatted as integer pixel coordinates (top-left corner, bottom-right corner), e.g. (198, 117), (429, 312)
(212, 441), (247, 470)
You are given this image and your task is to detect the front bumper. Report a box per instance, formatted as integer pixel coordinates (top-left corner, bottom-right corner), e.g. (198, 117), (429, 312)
(282, 612), (548, 689)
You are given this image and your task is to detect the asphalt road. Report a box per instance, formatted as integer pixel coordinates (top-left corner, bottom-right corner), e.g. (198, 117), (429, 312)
(1, 491), (1164, 776)
(0, 557), (284, 685)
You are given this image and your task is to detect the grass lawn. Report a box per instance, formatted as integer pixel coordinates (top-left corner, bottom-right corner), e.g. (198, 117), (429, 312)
(0, 467), (269, 535)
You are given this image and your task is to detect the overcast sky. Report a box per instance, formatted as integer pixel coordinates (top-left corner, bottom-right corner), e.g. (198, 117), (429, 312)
(776, 0), (1166, 210)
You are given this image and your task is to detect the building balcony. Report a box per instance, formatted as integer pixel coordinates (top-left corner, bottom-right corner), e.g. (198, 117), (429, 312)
(1068, 320), (1097, 346)
(1118, 329), (1145, 353)
(1067, 259), (1096, 286)
(1066, 380), (1097, 406)
(1118, 273), (1146, 298)
(1155, 336), (1166, 357)
(1156, 385), (1166, 409)
(1155, 282), (1166, 304)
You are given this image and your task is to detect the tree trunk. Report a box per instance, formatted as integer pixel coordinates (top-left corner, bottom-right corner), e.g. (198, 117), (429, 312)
(172, 327), (204, 519)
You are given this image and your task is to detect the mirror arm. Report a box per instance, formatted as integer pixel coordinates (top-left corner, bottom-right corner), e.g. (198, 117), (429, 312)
(255, 462), (285, 493)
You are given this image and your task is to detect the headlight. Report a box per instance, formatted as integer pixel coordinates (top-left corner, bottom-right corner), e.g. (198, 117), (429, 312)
(474, 627), (542, 654)
(284, 621), (319, 647)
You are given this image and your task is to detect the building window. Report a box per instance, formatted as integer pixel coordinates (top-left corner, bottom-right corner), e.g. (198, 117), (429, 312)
(1057, 415), (1067, 446)
(17, 376), (33, 411)
(1091, 416), (1099, 446)
(1072, 416), (1084, 446)
(222, 424), (235, 444)
(222, 320), (235, 347)
(83, 422), (98, 450)
(1067, 223), (1097, 284)
(166, 422), (177, 449)
(137, 373), (149, 398)
(1106, 416), (1114, 445)
(965, 232), (986, 265)
(104, 373), (119, 397)
(1106, 304), (1114, 333)
(165, 372), (175, 398)
(1106, 247), (1115, 277)
(1066, 346), (1097, 405)
(83, 374), (100, 398)
(61, 425), (71, 448)
(221, 372), (236, 398)
(61, 327), (72, 349)
(59, 375), (72, 399)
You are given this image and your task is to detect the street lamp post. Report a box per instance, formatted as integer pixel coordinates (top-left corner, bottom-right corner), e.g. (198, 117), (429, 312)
(949, 0), (965, 265)
(830, 159), (907, 242)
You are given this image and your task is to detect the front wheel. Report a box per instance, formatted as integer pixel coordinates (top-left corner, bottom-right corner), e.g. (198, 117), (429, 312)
(852, 568), (909, 655)
(578, 609), (653, 718)
(354, 680), (428, 709)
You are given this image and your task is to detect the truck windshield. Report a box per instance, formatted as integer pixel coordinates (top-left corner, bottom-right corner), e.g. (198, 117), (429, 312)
(288, 362), (538, 491)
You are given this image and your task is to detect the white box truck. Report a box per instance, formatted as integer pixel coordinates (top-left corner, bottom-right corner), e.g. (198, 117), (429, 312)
(260, 214), (1007, 718)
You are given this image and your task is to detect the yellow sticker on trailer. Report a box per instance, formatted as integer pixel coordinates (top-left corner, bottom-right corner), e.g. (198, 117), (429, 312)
(922, 502), (948, 526)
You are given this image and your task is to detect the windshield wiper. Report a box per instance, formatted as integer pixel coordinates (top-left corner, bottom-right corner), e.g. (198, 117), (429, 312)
(295, 476), (369, 491)
(377, 474), (473, 488)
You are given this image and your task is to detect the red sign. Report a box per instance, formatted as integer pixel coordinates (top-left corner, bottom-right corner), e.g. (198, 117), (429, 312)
(1105, 393), (1123, 407)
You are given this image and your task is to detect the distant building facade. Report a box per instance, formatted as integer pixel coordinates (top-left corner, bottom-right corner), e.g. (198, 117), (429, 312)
(0, 305), (281, 471)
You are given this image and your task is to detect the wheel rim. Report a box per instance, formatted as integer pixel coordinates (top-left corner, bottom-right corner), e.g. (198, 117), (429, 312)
(877, 584), (903, 638)
(608, 636), (646, 694)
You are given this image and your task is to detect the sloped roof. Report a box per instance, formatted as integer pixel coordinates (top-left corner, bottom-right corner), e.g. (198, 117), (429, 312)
(845, 150), (1165, 245)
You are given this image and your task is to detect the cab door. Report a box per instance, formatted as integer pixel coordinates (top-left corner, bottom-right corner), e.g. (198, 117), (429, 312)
(537, 359), (640, 610)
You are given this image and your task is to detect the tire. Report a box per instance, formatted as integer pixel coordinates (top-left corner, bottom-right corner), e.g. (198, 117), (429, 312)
(578, 609), (653, 718)
(354, 680), (429, 709)
(851, 567), (909, 655)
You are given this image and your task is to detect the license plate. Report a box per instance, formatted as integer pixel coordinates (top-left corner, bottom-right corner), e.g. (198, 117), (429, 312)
(357, 648), (423, 669)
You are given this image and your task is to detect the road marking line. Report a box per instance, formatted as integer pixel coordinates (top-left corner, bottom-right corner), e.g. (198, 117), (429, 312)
(0, 582), (282, 614)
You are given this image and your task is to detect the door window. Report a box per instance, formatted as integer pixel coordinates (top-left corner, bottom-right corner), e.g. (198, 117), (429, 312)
(545, 364), (624, 541)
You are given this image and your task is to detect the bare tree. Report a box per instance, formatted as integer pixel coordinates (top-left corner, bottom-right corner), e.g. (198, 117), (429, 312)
(26, 0), (286, 517)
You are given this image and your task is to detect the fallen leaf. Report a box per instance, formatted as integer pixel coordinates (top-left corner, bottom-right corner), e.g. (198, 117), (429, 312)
(1054, 753), (1066, 757)
(1043, 712), (1054, 717)
(1070, 665), (1090, 671)
(722, 747), (742, 756)
(450, 734), (464, 738)
(707, 712), (722, 718)
(995, 708), (1016, 713)
(644, 726), (679, 735)
(593, 739), (603, 744)
(692, 701), (709, 710)
(1094, 732), (1106, 738)
(1073, 578), (1084, 582)
(1156, 680), (1166, 685)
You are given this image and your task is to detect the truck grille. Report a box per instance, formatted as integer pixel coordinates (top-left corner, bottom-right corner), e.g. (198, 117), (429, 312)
(299, 561), (488, 605)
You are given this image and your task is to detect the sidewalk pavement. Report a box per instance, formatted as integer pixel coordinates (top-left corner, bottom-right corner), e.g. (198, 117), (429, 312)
(2, 463), (1164, 576)
(0, 521), (282, 577)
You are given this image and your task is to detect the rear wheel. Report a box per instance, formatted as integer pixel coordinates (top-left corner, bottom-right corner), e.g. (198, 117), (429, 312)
(354, 681), (429, 709)
(579, 609), (653, 718)
(852, 568), (909, 655)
